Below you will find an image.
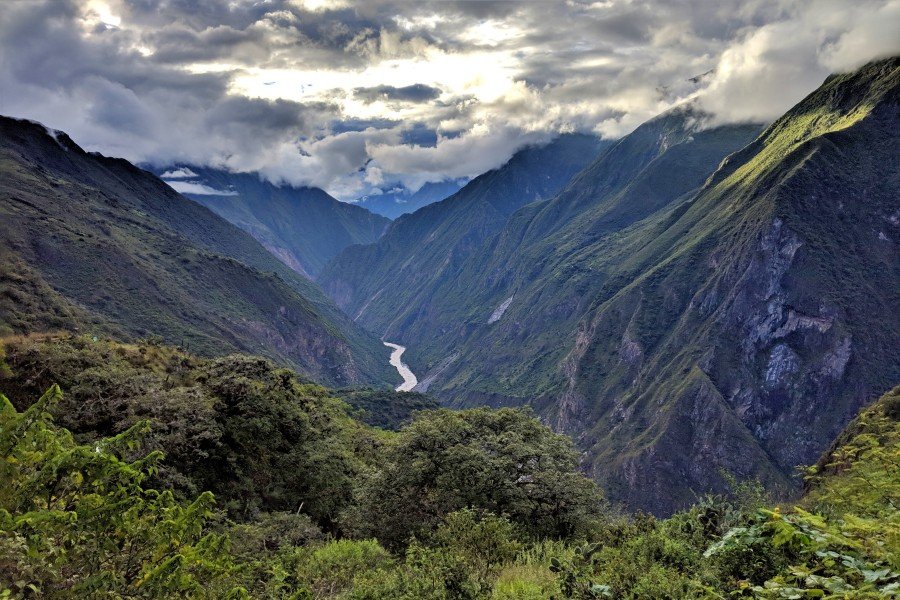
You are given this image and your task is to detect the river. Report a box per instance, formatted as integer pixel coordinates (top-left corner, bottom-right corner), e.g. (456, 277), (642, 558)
(383, 341), (418, 392)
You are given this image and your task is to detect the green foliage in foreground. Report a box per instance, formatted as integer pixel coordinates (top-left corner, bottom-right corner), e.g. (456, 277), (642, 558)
(344, 407), (604, 550)
(0, 386), (242, 597)
(0, 334), (378, 530)
(0, 339), (896, 598)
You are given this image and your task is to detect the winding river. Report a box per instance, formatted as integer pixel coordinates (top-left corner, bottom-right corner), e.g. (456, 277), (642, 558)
(383, 341), (418, 392)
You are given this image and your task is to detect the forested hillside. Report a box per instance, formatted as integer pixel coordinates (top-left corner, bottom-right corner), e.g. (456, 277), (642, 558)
(1, 334), (896, 598)
(155, 166), (390, 278)
(0, 117), (392, 386)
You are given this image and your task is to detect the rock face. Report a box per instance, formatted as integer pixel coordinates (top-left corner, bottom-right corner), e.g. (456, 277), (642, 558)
(0, 116), (393, 387)
(320, 57), (900, 514)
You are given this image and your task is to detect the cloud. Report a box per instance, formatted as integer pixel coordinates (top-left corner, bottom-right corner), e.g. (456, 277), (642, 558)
(368, 126), (548, 191)
(0, 0), (896, 200)
(697, 0), (900, 123)
(160, 167), (198, 178)
(164, 179), (238, 195)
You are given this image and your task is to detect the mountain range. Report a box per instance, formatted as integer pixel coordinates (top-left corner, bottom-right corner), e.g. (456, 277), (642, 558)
(319, 57), (900, 513)
(353, 179), (466, 219)
(153, 166), (391, 278)
(0, 58), (896, 516)
(319, 133), (610, 323)
(0, 117), (392, 387)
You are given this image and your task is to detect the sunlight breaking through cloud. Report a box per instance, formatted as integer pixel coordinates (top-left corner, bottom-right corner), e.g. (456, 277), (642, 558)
(1, 0), (897, 199)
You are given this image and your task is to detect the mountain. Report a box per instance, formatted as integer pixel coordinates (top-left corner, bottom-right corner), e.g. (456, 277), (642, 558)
(385, 109), (764, 399)
(319, 132), (611, 325)
(153, 166), (390, 278)
(321, 57), (900, 514)
(0, 116), (393, 387)
(353, 179), (466, 219)
(321, 112), (762, 379)
(538, 58), (900, 513)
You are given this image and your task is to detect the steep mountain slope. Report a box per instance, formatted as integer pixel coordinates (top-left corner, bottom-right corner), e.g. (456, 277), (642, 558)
(354, 179), (465, 219)
(804, 385), (899, 514)
(557, 58), (899, 513)
(155, 166), (390, 278)
(318, 133), (610, 328)
(368, 110), (763, 386)
(0, 116), (392, 386)
(364, 58), (899, 513)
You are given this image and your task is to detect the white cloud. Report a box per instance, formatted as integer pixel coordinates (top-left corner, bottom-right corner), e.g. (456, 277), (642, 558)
(820, 0), (900, 70)
(368, 126), (548, 191)
(697, 0), (900, 123)
(160, 167), (198, 179)
(165, 180), (237, 195)
(1, 0), (897, 200)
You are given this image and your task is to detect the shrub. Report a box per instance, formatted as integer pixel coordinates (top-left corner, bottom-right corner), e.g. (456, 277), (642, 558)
(298, 539), (393, 598)
(0, 386), (241, 598)
(347, 407), (603, 549)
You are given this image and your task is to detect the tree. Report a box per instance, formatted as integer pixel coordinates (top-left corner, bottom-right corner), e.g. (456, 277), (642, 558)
(347, 408), (603, 549)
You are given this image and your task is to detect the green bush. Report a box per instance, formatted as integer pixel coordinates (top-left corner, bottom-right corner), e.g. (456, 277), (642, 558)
(298, 539), (393, 598)
(346, 407), (603, 549)
(0, 386), (242, 598)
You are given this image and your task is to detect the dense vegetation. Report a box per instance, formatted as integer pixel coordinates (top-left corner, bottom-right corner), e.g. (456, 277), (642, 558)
(335, 387), (439, 430)
(1, 335), (896, 598)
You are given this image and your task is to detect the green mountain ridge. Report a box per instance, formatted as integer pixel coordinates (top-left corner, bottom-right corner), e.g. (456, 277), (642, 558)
(320, 57), (900, 514)
(319, 133), (611, 328)
(0, 116), (393, 386)
(153, 166), (391, 278)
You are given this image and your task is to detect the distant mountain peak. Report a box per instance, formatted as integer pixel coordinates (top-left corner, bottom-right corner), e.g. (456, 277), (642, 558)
(150, 164), (390, 278)
(353, 179), (466, 219)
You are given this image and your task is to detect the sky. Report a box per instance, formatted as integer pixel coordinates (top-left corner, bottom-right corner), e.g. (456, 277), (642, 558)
(1, 0), (897, 200)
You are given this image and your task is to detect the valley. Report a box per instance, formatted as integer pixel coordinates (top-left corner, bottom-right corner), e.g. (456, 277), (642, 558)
(321, 57), (900, 514)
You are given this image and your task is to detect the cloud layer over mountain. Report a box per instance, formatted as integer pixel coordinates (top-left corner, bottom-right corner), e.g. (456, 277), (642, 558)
(1, 0), (897, 199)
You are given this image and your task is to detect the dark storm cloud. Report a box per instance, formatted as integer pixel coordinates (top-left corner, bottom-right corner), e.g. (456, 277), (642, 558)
(147, 24), (264, 64)
(123, 0), (278, 30)
(205, 96), (307, 133)
(329, 118), (401, 134)
(1, 0), (897, 199)
(354, 84), (441, 103)
(400, 124), (439, 147)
